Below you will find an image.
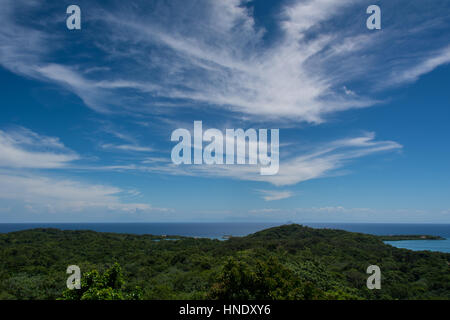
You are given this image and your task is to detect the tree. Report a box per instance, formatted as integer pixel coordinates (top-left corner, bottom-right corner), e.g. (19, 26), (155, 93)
(208, 257), (325, 300)
(61, 263), (141, 300)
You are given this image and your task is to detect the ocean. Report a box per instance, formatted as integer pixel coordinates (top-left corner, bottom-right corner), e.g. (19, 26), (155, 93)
(0, 222), (449, 253)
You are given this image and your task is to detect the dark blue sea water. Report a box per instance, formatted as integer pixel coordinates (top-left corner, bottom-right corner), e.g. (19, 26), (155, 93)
(0, 222), (449, 253)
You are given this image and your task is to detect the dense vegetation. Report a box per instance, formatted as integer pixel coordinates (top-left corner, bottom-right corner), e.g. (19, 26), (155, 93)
(0, 224), (448, 300)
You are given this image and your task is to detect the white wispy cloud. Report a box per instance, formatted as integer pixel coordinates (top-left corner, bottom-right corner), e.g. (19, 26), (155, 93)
(256, 190), (294, 201)
(90, 0), (370, 122)
(249, 208), (282, 214)
(0, 127), (78, 169)
(101, 143), (153, 152)
(120, 131), (401, 186)
(388, 46), (450, 86)
(0, 172), (166, 214)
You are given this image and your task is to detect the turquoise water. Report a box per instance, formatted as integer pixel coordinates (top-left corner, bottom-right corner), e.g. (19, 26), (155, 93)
(384, 239), (450, 253)
(0, 222), (448, 253)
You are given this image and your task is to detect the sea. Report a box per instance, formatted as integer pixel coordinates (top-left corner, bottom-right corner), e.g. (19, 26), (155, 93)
(0, 222), (449, 253)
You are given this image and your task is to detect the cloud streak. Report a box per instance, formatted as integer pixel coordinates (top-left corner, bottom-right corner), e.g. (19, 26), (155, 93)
(0, 127), (78, 169)
(101, 143), (154, 152)
(118, 132), (402, 186)
(257, 190), (294, 201)
(0, 172), (165, 214)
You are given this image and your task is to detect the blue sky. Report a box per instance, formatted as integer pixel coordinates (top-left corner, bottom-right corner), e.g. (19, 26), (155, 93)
(1, 0), (450, 222)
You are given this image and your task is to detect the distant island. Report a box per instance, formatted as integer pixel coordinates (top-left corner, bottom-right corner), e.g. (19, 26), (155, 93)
(0, 224), (448, 300)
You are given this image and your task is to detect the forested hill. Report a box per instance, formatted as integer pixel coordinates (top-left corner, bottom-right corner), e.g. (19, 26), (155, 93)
(0, 224), (448, 300)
